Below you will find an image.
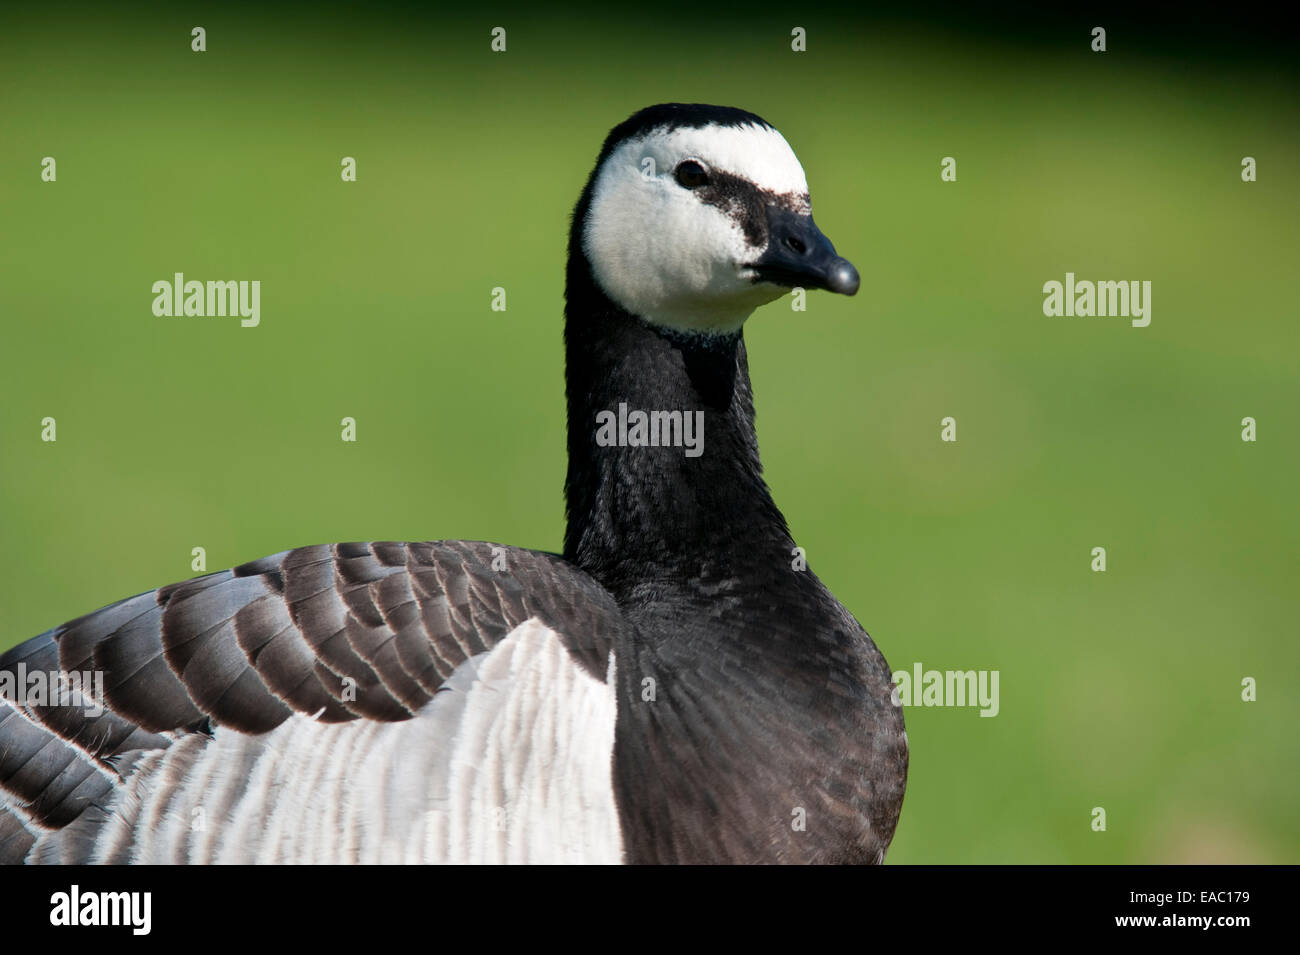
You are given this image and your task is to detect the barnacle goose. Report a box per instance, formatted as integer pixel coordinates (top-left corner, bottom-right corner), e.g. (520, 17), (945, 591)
(0, 103), (906, 865)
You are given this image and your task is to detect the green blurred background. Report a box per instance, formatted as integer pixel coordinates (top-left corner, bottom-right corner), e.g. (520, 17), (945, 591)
(2, 2), (1296, 863)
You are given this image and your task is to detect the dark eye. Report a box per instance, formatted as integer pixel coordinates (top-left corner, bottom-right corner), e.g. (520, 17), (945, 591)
(674, 160), (710, 189)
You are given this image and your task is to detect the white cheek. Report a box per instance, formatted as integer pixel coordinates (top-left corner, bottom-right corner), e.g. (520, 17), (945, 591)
(641, 196), (751, 299)
(583, 142), (781, 333)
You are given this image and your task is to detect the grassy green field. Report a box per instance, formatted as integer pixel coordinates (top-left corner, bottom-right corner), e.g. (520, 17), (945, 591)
(2, 4), (1296, 862)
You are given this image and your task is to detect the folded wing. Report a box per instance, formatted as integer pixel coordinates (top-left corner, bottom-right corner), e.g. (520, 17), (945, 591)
(0, 540), (627, 863)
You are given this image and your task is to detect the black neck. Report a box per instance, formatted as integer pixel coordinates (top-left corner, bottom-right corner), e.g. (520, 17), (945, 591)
(562, 262), (792, 603)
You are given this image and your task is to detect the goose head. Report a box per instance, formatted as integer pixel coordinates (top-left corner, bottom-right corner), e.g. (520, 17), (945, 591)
(574, 103), (860, 336)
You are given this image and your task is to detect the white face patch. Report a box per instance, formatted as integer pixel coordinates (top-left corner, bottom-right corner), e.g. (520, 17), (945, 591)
(582, 122), (812, 334)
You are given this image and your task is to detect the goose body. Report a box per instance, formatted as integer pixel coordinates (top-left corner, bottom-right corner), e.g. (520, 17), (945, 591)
(1, 104), (907, 865)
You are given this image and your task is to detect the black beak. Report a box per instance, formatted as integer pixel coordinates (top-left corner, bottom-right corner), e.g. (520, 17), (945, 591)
(750, 205), (860, 296)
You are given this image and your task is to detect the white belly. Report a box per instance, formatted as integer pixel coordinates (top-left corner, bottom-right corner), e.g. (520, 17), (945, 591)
(72, 620), (623, 864)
